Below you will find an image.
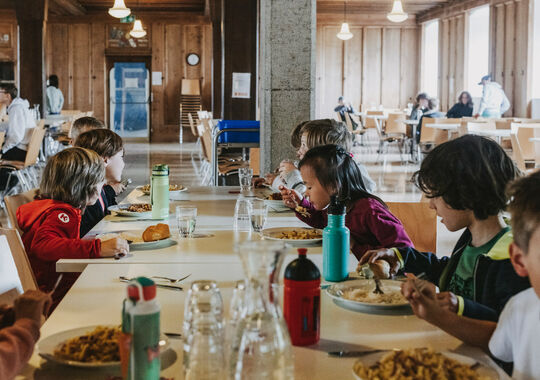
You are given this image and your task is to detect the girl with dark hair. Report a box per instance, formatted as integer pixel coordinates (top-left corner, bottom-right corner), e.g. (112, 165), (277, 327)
(280, 144), (412, 260)
(446, 91), (474, 118)
(46, 74), (64, 115)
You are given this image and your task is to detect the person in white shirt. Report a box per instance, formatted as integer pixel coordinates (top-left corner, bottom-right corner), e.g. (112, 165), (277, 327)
(475, 75), (511, 118)
(400, 172), (540, 380)
(45, 75), (64, 115)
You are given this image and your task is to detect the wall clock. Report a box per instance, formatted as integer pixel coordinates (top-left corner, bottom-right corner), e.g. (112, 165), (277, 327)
(186, 53), (200, 66)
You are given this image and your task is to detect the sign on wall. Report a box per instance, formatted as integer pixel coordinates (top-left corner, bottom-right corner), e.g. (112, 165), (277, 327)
(232, 72), (251, 98)
(107, 24), (149, 48)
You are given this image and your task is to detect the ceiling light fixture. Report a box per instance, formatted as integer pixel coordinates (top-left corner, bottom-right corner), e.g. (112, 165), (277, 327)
(109, 0), (131, 18)
(130, 19), (146, 38)
(337, 1), (353, 40)
(387, 0), (408, 23)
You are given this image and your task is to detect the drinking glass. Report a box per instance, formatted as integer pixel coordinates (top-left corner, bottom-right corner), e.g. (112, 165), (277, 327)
(176, 205), (197, 238)
(234, 197), (252, 232)
(238, 167), (253, 192)
(248, 199), (268, 233)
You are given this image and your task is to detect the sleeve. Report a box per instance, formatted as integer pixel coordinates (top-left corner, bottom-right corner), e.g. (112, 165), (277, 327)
(30, 209), (101, 261)
(488, 299), (515, 363)
(0, 318), (40, 380)
(363, 204), (414, 250)
(446, 104), (458, 118)
(478, 86), (488, 115)
(0, 307), (14, 329)
(500, 91), (510, 114)
(103, 185), (117, 207)
(294, 198), (326, 229)
(397, 246), (451, 283)
(283, 169), (306, 194)
(3, 108), (26, 153)
(270, 175), (286, 193)
(58, 90), (64, 111)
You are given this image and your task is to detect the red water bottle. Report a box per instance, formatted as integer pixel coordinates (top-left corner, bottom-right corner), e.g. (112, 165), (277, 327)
(284, 248), (321, 346)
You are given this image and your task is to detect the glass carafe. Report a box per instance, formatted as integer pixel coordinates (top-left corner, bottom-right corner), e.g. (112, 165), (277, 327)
(229, 241), (294, 380)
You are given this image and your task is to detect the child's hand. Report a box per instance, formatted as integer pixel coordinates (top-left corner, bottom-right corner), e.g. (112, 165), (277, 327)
(436, 291), (459, 313)
(401, 274), (445, 324)
(109, 181), (127, 195)
(358, 248), (400, 276)
(279, 186), (302, 209)
(100, 238), (130, 258)
(14, 290), (51, 325)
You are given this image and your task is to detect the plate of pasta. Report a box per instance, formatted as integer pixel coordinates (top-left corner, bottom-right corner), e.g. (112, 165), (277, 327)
(108, 203), (152, 217)
(261, 227), (322, 245)
(137, 184), (187, 195)
(38, 325), (169, 368)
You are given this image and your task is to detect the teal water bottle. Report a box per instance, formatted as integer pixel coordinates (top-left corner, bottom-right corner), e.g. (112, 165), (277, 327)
(121, 277), (161, 380)
(322, 196), (350, 282)
(151, 164), (169, 220)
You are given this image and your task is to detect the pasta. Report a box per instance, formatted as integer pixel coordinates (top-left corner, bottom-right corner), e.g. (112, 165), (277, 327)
(267, 193), (283, 200)
(126, 203), (152, 212)
(278, 229), (322, 240)
(343, 287), (406, 305)
(353, 348), (491, 380)
(141, 184), (184, 193)
(54, 326), (121, 363)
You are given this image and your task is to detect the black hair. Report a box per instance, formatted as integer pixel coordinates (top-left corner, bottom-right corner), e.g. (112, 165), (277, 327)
(298, 144), (385, 207)
(0, 83), (17, 99)
(416, 92), (428, 103)
(48, 75), (59, 88)
(458, 91), (474, 108)
(413, 135), (519, 220)
(338, 96), (344, 102)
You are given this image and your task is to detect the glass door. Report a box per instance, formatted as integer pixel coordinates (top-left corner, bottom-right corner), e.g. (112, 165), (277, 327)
(109, 62), (150, 138)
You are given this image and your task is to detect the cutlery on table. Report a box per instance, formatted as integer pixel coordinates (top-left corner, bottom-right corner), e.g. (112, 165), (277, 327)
(164, 332), (183, 339)
(151, 274), (192, 283)
(118, 276), (183, 291)
(109, 218), (165, 223)
(49, 274), (64, 296)
(328, 349), (385, 357)
(373, 278), (384, 295)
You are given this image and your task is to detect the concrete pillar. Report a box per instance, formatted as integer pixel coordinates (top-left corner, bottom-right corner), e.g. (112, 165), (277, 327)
(259, 0), (316, 173)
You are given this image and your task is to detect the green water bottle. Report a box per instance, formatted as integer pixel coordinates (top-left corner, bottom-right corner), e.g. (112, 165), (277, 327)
(120, 277), (161, 380)
(151, 164), (169, 219)
(322, 195), (350, 282)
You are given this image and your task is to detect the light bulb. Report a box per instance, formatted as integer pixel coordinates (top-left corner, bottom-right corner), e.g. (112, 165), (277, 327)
(108, 0), (131, 18)
(130, 19), (147, 38)
(387, 0), (408, 23)
(337, 23), (353, 40)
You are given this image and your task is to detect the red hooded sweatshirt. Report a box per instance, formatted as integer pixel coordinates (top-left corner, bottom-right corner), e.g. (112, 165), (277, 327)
(17, 199), (101, 306)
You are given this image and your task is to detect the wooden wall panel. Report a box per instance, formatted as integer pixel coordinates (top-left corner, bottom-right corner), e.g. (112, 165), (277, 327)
(343, 27), (362, 111)
(503, 1), (515, 114)
(381, 28), (401, 108)
(493, 4), (505, 84)
(439, 19), (449, 110)
(400, 28), (418, 106)
(151, 22), (165, 133)
(362, 27), (382, 108)
(513, 0), (528, 117)
(447, 18), (457, 110)
(201, 24), (212, 111)
(164, 24), (184, 127)
(91, 23), (106, 121)
(317, 25), (342, 118)
(46, 24), (69, 105)
(455, 15), (465, 100)
(70, 24), (92, 112)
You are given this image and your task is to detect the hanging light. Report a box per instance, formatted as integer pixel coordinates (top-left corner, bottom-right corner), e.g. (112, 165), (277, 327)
(387, 0), (408, 23)
(109, 0), (131, 18)
(337, 1), (353, 40)
(130, 19), (146, 38)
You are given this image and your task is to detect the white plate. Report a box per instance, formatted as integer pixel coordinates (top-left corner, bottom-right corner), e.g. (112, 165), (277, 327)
(137, 185), (187, 195)
(261, 227), (322, 246)
(97, 231), (176, 251)
(352, 350), (499, 380)
(108, 204), (152, 217)
(326, 279), (411, 314)
(258, 197), (289, 212)
(37, 325), (169, 368)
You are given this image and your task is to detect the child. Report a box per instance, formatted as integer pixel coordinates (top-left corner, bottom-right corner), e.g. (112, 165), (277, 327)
(281, 144), (412, 260)
(17, 148), (129, 306)
(74, 129), (125, 236)
(0, 290), (50, 380)
(402, 172), (540, 380)
(70, 116), (105, 143)
(360, 135), (529, 321)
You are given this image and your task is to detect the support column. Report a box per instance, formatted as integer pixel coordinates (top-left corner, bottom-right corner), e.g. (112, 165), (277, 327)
(15, 0), (48, 116)
(259, 0), (316, 173)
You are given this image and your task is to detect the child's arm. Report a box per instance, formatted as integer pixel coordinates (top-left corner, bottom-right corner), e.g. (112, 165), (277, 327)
(294, 197), (326, 229)
(0, 318), (40, 379)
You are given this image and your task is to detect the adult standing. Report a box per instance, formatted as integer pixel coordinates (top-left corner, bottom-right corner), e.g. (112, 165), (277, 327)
(45, 75), (64, 115)
(334, 96), (358, 130)
(446, 91), (474, 118)
(475, 75), (510, 118)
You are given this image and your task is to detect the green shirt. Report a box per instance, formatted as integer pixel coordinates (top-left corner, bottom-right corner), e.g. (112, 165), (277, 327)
(447, 227), (510, 300)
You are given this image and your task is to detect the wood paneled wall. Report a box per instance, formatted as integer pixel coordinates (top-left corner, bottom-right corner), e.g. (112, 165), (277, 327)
(45, 17), (212, 142)
(316, 15), (419, 119)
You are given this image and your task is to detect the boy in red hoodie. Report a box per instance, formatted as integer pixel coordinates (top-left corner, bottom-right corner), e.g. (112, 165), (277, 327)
(17, 147), (129, 306)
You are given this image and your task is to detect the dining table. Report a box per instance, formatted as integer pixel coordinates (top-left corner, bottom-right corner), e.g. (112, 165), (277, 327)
(18, 184), (510, 379)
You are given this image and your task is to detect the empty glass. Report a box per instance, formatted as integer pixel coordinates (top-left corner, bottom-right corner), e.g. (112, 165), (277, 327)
(234, 197), (252, 232)
(238, 167), (253, 192)
(176, 205), (197, 238)
(248, 199), (268, 233)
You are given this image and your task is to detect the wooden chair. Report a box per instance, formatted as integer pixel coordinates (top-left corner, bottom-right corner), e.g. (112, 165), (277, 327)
(4, 188), (37, 235)
(0, 228), (37, 292)
(419, 118), (448, 148)
(187, 113), (199, 138)
(0, 131), (5, 150)
(512, 124), (540, 162)
(510, 133), (535, 172)
(60, 110), (82, 116)
(343, 112), (367, 145)
(249, 147), (260, 177)
(466, 121), (495, 134)
(364, 110), (384, 129)
(387, 202), (437, 253)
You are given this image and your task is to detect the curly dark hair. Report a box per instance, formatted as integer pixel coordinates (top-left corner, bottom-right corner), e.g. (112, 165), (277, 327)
(413, 135), (519, 220)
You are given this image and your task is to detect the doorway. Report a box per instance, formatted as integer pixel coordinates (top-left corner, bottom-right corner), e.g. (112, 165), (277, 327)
(107, 57), (151, 139)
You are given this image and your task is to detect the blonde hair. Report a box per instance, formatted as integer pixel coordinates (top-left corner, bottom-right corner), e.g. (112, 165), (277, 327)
(71, 117), (105, 142)
(301, 119), (352, 151)
(38, 147), (105, 209)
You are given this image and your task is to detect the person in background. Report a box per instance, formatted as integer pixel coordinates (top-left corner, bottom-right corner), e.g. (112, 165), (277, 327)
(45, 75), (64, 115)
(475, 75), (510, 118)
(334, 96), (359, 130)
(409, 93), (429, 121)
(69, 116), (105, 143)
(75, 129), (125, 236)
(446, 91), (474, 118)
(415, 97), (445, 144)
(0, 290), (51, 380)
(401, 171), (540, 380)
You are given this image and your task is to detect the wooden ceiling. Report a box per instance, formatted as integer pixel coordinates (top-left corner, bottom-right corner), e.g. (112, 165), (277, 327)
(48, 0), (205, 16)
(318, 0), (452, 15)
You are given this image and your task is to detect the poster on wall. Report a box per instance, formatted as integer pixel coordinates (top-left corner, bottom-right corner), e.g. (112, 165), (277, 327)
(107, 24), (149, 48)
(0, 24), (12, 48)
(232, 72), (251, 98)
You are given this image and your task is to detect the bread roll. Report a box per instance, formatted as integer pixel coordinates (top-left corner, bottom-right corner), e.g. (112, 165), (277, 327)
(369, 259), (391, 279)
(142, 224), (171, 242)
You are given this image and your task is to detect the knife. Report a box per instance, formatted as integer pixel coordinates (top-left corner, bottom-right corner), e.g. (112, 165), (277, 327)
(118, 277), (183, 291)
(327, 349), (384, 357)
(108, 218), (165, 223)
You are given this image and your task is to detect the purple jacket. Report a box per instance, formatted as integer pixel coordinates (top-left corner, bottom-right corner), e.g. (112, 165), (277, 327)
(296, 197), (414, 260)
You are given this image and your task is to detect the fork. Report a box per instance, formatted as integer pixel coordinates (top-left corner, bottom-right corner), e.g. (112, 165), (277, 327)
(151, 274), (192, 283)
(373, 278), (384, 294)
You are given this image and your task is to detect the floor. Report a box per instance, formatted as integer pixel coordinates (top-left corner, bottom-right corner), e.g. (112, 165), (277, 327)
(1, 130), (461, 255)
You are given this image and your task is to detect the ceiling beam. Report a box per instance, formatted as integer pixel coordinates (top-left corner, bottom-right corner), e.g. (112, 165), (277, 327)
(49, 0), (86, 15)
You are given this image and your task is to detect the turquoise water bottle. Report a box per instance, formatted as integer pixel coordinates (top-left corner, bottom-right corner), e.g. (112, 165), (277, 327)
(322, 196), (350, 282)
(151, 164), (169, 220)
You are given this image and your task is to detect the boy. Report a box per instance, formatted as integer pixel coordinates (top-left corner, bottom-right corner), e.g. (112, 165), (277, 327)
(402, 171), (540, 380)
(360, 135), (529, 321)
(74, 129), (125, 236)
(70, 116), (105, 143)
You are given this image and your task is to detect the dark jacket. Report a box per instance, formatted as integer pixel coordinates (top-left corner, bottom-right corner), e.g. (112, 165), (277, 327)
(334, 105), (358, 128)
(80, 185), (117, 237)
(446, 103), (473, 118)
(396, 229), (530, 321)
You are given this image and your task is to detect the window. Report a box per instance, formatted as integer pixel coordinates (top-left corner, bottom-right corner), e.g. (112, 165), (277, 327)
(466, 6), (490, 98)
(421, 20), (439, 99)
(533, 0), (540, 98)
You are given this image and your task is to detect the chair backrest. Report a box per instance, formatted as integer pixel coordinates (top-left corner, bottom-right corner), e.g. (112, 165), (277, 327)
(0, 131), (5, 150)
(24, 123), (46, 167)
(0, 234), (23, 299)
(364, 110), (384, 129)
(4, 188), (37, 235)
(343, 112), (355, 132)
(385, 112), (406, 135)
(187, 113), (198, 137)
(466, 121), (495, 134)
(0, 228), (37, 292)
(249, 147), (260, 176)
(420, 117), (448, 145)
(198, 119), (213, 163)
(511, 133), (527, 171)
(335, 112), (343, 122)
(60, 110), (82, 116)
(387, 202), (437, 253)
(495, 120), (512, 130)
(514, 125), (540, 161)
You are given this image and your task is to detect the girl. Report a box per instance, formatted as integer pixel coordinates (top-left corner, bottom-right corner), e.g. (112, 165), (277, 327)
(360, 135), (530, 321)
(446, 91), (474, 118)
(280, 144), (412, 260)
(17, 147), (129, 307)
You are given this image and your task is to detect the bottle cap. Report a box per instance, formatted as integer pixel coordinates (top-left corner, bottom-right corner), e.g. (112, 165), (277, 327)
(127, 277), (157, 301)
(298, 248), (307, 257)
(328, 195), (346, 215)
